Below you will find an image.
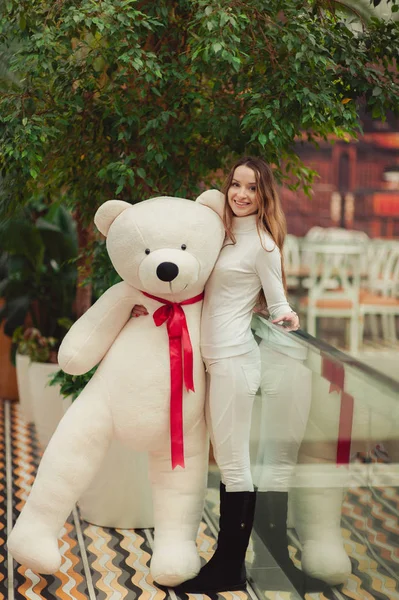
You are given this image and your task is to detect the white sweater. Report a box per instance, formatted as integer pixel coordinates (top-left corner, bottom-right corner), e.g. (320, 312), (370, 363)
(201, 214), (291, 359)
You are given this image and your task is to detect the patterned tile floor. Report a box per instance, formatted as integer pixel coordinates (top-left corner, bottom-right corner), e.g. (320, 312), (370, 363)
(1, 399), (399, 600)
(206, 479), (399, 600)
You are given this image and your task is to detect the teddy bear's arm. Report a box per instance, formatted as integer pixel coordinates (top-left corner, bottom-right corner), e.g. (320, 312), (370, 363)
(58, 281), (139, 375)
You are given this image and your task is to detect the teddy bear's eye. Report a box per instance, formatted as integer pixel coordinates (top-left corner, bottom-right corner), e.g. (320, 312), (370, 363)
(181, 244), (187, 250)
(145, 248), (151, 255)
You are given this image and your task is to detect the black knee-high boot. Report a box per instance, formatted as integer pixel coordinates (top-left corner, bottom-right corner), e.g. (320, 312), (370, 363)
(155, 483), (256, 594)
(253, 491), (328, 594)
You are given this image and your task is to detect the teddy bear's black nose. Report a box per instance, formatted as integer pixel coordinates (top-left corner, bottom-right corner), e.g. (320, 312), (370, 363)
(157, 262), (179, 282)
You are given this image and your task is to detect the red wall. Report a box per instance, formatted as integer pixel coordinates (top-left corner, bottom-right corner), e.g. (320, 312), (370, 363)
(281, 132), (399, 239)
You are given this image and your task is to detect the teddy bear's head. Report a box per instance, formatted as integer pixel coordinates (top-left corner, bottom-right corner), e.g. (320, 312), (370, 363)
(94, 192), (225, 299)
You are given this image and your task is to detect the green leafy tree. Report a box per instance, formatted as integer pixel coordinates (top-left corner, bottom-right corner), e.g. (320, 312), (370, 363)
(1, 0), (398, 208)
(0, 0), (398, 314)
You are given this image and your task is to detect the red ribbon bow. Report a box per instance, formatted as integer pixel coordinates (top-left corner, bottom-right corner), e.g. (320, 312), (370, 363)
(141, 290), (204, 470)
(321, 354), (354, 465)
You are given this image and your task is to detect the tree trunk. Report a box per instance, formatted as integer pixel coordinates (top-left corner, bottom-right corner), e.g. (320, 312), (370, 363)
(75, 211), (95, 318)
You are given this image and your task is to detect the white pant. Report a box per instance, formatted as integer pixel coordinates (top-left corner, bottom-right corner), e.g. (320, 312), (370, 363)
(254, 343), (312, 491)
(204, 347), (261, 492)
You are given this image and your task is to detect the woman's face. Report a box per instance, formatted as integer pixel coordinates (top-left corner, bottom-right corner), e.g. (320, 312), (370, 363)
(227, 165), (258, 217)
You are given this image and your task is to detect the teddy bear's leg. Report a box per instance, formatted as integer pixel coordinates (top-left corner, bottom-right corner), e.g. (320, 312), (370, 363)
(8, 379), (113, 574)
(149, 419), (208, 586)
(290, 446), (351, 586)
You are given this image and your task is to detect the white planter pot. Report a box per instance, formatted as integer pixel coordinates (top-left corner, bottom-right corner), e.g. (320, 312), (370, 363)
(15, 353), (34, 423)
(29, 362), (64, 449)
(63, 398), (154, 529)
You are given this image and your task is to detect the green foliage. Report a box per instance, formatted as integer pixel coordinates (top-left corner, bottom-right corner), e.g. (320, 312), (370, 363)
(80, 239), (122, 300)
(48, 366), (97, 401)
(0, 0), (398, 217)
(0, 203), (77, 339)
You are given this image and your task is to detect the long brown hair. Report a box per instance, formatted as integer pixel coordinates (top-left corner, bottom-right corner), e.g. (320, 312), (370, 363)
(222, 156), (287, 306)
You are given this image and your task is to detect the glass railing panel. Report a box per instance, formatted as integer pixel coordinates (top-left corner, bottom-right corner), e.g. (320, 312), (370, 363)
(205, 315), (399, 599)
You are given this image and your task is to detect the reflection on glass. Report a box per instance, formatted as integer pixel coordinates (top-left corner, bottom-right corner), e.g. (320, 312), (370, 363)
(206, 315), (399, 598)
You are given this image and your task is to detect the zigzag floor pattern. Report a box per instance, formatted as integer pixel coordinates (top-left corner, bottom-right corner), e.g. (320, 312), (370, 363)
(204, 473), (399, 600)
(1, 401), (254, 600)
(290, 490), (399, 599)
(1, 399), (399, 600)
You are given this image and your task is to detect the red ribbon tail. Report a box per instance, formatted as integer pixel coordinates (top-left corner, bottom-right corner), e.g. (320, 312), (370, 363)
(169, 337), (185, 470)
(322, 355), (345, 390)
(182, 325), (195, 392)
(329, 383), (341, 394)
(322, 355), (353, 466)
(172, 455), (185, 470)
(141, 292), (203, 470)
(337, 391), (354, 466)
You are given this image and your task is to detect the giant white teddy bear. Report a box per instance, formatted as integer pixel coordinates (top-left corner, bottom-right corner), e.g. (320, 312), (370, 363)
(8, 192), (225, 585)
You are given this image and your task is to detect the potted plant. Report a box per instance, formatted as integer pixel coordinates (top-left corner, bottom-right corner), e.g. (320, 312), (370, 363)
(12, 326), (67, 446)
(0, 202), (78, 338)
(11, 326), (36, 423)
(0, 202), (78, 441)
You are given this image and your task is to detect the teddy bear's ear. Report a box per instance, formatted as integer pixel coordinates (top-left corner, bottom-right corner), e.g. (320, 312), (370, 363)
(195, 189), (225, 219)
(94, 200), (132, 236)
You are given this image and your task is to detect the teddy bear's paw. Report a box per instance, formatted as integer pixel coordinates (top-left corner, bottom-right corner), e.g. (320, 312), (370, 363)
(150, 540), (200, 586)
(8, 523), (62, 574)
(301, 540), (351, 585)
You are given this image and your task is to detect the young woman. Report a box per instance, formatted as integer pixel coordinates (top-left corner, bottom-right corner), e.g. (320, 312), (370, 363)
(132, 156), (299, 593)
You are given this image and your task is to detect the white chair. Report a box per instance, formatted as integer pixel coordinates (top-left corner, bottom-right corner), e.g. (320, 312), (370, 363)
(362, 239), (394, 339)
(304, 226), (325, 242)
(303, 227), (369, 276)
(301, 228), (326, 275)
(283, 234), (302, 289)
(299, 242), (363, 354)
(305, 226), (369, 244)
(359, 243), (399, 344)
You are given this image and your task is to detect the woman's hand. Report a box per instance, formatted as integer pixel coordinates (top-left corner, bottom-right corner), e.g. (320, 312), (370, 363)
(271, 311), (300, 331)
(132, 304), (149, 317)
